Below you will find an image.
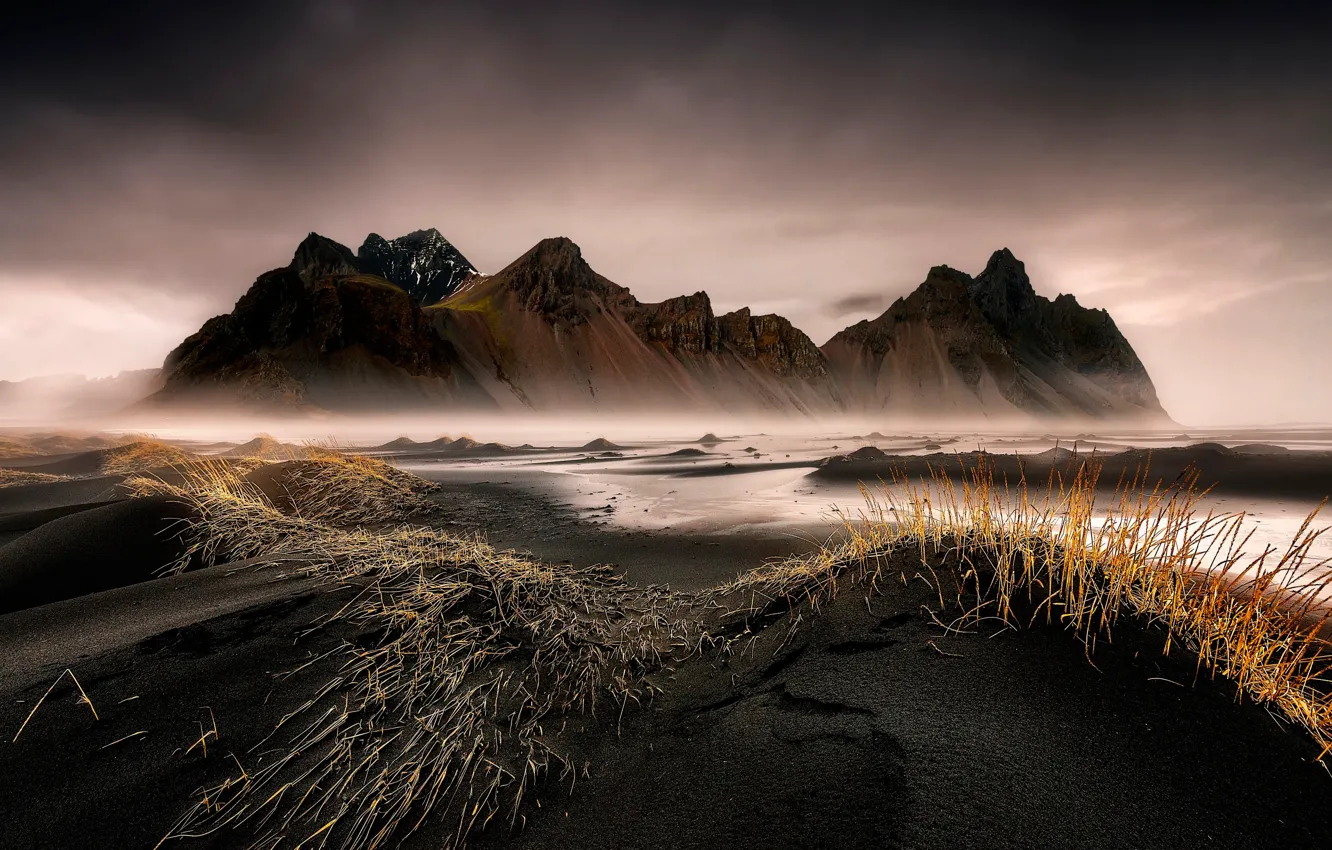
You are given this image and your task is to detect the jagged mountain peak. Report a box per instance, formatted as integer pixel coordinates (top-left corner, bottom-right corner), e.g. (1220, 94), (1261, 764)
(967, 247), (1044, 342)
(971, 248), (1034, 297)
(821, 248), (1167, 421)
(481, 237), (631, 326)
(290, 232), (358, 282)
(515, 237), (590, 272)
(982, 247), (1023, 274)
(357, 228), (477, 306)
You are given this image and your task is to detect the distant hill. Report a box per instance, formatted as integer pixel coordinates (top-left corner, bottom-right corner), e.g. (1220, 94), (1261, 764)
(0, 370), (162, 421)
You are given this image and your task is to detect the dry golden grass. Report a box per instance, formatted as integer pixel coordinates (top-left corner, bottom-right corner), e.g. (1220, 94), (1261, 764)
(144, 450), (698, 850)
(101, 440), (195, 476)
(128, 450), (439, 570)
(0, 467), (69, 488)
(719, 454), (1332, 766)
(0, 438), (43, 459)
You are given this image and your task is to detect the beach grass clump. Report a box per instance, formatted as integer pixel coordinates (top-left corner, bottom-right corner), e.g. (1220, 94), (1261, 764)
(127, 450), (439, 572)
(719, 454), (1332, 766)
(0, 467), (70, 488)
(101, 439), (195, 476)
(149, 454), (698, 850)
(291, 444), (441, 523)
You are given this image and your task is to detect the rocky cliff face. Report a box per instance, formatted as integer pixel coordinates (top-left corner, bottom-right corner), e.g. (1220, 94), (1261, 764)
(357, 229), (478, 306)
(479, 237), (637, 326)
(432, 236), (841, 412)
(717, 308), (828, 379)
(154, 245), (485, 410)
(823, 249), (1166, 420)
(159, 270), (460, 403)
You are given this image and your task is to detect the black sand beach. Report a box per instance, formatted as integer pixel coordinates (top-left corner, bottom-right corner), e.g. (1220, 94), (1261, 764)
(0, 447), (1330, 849)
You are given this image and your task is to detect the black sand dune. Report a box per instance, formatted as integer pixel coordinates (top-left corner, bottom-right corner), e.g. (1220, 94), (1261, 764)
(14, 446), (124, 477)
(0, 500), (122, 548)
(464, 576), (1332, 850)
(0, 495), (197, 615)
(0, 450), (86, 469)
(812, 443), (1332, 501)
(0, 475), (127, 515)
(0, 500), (121, 532)
(376, 435), (424, 449)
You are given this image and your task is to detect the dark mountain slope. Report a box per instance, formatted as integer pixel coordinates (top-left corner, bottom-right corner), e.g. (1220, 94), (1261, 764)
(822, 250), (1168, 421)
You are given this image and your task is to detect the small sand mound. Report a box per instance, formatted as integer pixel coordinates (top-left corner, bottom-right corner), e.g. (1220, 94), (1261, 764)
(1231, 443), (1293, 455)
(820, 446), (889, 466)
(696, 433), (724, 445)
(101, 440), (195, 475)
(221, 435), (300, 460)
(582, 438), (622, 451)
(1034, 446), (1078, 461)
(1186, 442), (1236, 456)
(666, 448), (708, 457)
(240, 454), (438, 525)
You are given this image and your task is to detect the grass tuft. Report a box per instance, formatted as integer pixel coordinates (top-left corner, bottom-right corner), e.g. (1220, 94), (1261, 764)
(101, 440), (195, 476)
(0, 468), (69, 488)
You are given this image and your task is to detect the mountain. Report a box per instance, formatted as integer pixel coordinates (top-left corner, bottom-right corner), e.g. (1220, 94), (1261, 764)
(430, 237), (841, 413)
(148, 231), (1168, 421)
(821, 249), (1167, 421)
(289, 232), (358, 282)
(150, 234), (839, 414)
(357, 229), (478, 305)
(0, 370), (163, 421)
(149, 246), (493, 410)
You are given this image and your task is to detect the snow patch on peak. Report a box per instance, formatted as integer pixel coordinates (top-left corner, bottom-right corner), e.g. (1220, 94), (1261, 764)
(357, 229), (478, 306)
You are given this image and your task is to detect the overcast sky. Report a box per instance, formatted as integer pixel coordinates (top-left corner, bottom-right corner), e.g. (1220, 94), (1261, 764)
(1, 1), (1329, 425)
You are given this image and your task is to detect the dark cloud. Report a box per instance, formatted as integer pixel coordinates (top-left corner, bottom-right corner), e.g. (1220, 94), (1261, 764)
(0, 0), (1329, 422)
(826, 293), (894, 319)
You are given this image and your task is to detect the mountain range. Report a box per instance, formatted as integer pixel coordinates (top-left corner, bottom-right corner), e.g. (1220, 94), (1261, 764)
(145, 229), (1170, 422)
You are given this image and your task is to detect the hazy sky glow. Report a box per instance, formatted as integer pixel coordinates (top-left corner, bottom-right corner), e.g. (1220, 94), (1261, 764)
(2, 1), (1329, 425)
